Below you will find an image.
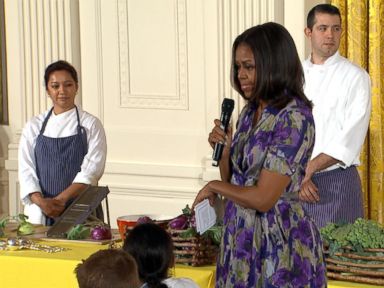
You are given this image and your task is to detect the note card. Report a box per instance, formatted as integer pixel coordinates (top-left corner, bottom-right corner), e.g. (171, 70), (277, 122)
(195, 199), (217, 234)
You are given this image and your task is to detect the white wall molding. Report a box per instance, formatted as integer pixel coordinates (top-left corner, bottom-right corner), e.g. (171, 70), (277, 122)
(105, 161), (201, 178)
(0, 157), (8, 184)
(105, 185), (197, 199)
(102, 161), (203, 199)
(117, 0), (189, 110)
(77, 0), (106, 122)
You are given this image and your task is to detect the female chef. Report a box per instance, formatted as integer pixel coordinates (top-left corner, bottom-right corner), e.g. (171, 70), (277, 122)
(18, 60), (107, 225)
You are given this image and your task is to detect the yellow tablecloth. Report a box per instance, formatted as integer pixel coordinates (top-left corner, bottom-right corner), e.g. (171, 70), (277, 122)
(0, 240), (381, 288)
(0, 240), (214, 288)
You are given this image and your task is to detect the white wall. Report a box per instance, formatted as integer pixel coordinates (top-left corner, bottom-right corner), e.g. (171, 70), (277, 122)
(78, 0), (286, 226)
(2, 0), (324, 227)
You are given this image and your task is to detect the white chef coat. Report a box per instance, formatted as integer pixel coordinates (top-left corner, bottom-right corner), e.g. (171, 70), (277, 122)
(18, 106), (107, 224)
(302, 51), (371, 171)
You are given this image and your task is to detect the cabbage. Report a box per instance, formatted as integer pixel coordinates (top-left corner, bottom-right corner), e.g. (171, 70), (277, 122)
(17, 214), (34, 236)
(17, 222), (34, 236)
(67, 224), (90, 240)
(91, 226), (112, 240)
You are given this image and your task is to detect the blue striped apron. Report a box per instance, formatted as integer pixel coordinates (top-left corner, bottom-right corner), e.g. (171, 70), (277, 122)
(302, 166), (364, 228)
(35, 106), (87, 225)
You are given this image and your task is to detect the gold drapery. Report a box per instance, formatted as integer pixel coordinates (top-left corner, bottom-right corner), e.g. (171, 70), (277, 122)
(331, 0), (384, 224)
(0, 10), (2, 122)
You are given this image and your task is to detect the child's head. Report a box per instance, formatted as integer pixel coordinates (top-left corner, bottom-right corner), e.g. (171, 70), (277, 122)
(75, 249), (141, 288)
(123, 223), (174, 288)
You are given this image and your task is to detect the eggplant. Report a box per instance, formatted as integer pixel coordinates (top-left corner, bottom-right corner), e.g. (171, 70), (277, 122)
(169, 214), (188, 230)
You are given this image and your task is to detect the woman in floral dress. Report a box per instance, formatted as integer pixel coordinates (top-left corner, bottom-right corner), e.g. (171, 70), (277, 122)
(193, 23), (326, 287)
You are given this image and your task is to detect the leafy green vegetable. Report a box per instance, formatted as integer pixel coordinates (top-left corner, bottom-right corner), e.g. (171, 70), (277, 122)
(321, 218), (384, 253)
(17, 214), (29, 223)
(18, 222), (34, 236)
(17, 214), (34, 235)
(346, 218), (384, 249)
(0, 214), (35, 237)
(0, 216), (9, 237)
(182, 205), (192, 216)
(176, 204), (223, 246)
(0, 216), (10, 229)
(179, 227), (197, 238)
(202, 225), (222, 245)
(67, 224), (91, 240)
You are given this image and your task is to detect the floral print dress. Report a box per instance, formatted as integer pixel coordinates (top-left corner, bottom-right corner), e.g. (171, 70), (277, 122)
(216, 98), (327, 288)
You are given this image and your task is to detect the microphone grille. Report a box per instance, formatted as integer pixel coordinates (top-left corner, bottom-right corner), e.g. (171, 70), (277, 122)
(222, 98), (235, 113)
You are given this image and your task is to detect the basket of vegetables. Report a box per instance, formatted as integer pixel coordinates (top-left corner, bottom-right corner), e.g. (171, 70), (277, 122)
(321, 218), (384, 286)
(167, 205), (221, 266)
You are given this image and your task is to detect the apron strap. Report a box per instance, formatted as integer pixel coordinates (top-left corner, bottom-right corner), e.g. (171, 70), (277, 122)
(75, 106), (88, 155)
(39, 107), (54, 135)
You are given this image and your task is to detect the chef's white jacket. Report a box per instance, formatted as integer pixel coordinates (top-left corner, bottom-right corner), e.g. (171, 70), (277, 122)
(302, 51), (371, 171)
(18, 106), (107, 223)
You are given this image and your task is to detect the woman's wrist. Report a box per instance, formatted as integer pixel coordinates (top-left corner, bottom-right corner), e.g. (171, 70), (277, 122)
(209, 180), (221, 195)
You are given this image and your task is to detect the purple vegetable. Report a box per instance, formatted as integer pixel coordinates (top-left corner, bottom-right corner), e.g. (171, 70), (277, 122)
(91, 226), (112, 240)
(169, 214), (188, 230)
(137, 216), (154, 224)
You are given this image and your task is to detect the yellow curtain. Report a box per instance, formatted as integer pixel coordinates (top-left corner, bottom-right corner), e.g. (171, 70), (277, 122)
(0, 13), (2, 122)
(331, 0), (384, 224)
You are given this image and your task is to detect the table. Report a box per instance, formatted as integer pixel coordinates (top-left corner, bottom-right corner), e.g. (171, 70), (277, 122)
(0, 240), (381, 288)
(0, 240), (215, 288)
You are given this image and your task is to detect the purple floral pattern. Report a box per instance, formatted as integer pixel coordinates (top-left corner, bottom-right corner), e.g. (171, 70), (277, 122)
(216, 99), (327, 287)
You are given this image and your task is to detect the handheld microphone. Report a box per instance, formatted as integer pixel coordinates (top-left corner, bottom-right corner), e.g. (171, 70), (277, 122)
(212, 98), (235, 166)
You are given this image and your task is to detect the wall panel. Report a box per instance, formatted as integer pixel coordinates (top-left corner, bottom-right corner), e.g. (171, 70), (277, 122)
(118, 0), (188, 109)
